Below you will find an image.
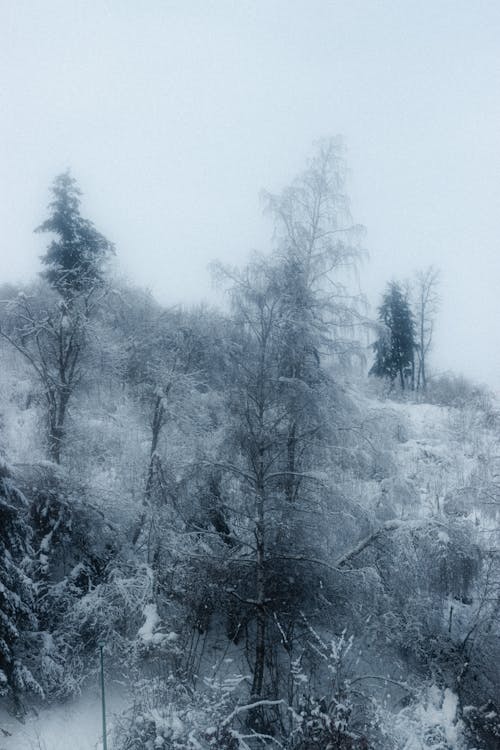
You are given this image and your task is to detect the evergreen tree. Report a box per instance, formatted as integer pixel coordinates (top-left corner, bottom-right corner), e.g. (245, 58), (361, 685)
(370, 281), (415, 389)
(36, 171), (114, 299)
(0, 173), (115, 462)
(0, 460), (40, 706)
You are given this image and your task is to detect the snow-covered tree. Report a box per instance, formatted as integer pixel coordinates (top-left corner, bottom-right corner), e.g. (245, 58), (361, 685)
(36, 171), (114, 300)
(0, 289), (89, 462)
(0, 459), (40, 707)
(413, 266), (440, 391)
(370, 281), (415, 390)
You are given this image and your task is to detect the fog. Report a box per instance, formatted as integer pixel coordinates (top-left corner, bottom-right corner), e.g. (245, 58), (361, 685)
(1, 0), (499, 385)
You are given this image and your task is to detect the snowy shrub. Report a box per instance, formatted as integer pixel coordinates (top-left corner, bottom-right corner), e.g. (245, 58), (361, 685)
(463, 701), (500, 749)
(24, 478), (123, 698)
(288, 695), (371, 749)
(113, 675), (248, 750)
(284, 626), (374, 749)
(31, 560), (171, 700)
(378, 685), (468, 750)
(426, 374), (496, 428)
(65, 562), (157, 651)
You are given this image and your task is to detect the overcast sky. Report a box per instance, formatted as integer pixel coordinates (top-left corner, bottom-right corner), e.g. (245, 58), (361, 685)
(1, 1), (499, 385)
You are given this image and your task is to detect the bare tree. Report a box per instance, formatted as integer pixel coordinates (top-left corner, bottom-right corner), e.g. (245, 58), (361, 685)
(262, 137), (365, 337)
(207, 140), (366, 708)
(0, 287), (101, 463)
(262, 137), (365, 500)
(413, 266), (440, 391)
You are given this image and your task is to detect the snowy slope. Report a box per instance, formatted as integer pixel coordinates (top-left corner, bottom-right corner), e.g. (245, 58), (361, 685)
(1, 390), (497, 749)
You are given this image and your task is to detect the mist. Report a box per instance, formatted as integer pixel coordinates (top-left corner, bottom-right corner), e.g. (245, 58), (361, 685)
(2, 0), (499, 385)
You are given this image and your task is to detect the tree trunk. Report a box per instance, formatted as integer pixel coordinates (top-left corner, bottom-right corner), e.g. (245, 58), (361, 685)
(251, 483), (266, 699)
(285, 421), (296, 503)
(47, 386), (70, 464)
(419, 314), (426, 391)
(133, 389), (169, 550)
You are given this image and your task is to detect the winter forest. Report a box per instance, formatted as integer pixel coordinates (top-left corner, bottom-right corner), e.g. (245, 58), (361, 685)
(1, 137), (499, 750)
(2, 2), (500, 748)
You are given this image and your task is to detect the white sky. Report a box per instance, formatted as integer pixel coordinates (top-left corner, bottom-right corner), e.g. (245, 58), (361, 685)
(1, 1), (499, 385)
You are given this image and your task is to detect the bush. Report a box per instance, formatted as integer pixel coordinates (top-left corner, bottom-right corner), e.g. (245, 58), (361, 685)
(425, 374), (493, 413)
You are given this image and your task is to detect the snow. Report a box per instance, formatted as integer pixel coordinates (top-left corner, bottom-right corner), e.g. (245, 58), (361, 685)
(1, 361), (497, 748)
(0, 689), (126, 750)
(138, 603), (168, 646)
(386, 686), (467, 750)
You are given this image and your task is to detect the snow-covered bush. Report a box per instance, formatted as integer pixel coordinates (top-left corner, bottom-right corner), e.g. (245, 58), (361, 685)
(113, 675), (247, 750)
(378, 685), (469, 750)
(288, 695), (370, 749)
(425, 374), (492, 413)
(285, 626), (374, 749)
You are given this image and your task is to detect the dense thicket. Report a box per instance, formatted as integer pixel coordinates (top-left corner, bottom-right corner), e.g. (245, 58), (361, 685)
(0, 143), (499, 749)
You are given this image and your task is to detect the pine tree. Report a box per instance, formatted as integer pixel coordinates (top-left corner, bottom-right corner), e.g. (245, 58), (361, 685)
(0, 460), (40, 706)
(36, 171), (114, 299)
(0, 173), (115, 462)
(370, 281), (415, 389)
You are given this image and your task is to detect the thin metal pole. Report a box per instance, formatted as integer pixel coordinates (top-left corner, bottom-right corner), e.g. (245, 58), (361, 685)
(99, 643), (108, 750)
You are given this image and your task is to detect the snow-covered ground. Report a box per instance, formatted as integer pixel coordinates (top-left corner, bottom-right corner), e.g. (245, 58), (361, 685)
(0, 689), (127, 750)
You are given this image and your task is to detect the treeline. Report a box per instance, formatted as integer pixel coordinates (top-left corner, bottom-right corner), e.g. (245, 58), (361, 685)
(0, 141), (499, 749)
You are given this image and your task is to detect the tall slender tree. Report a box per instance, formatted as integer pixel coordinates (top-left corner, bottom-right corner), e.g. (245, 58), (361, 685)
(262, 137), (365, 500)
(413, 266), (440, 391)
(0, 174), (113, 462)
(211, 139), (365, 709)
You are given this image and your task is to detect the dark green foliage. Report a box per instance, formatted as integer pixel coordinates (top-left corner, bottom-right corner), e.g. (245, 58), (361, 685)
(370, 282), (415, 389)
(0, 460), (40, 703)
(37, 171), (114, 298)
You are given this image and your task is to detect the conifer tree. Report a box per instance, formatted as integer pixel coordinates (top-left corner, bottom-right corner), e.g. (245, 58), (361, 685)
(0, 174), (114, 462)
(0, 460), (40, 706)
(36, 171), (114, 299)
(370, 281), (415, 389)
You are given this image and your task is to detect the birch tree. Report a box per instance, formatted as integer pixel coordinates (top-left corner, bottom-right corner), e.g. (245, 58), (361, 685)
(209, 139), (365, 708)
(413, 266), (440, 391)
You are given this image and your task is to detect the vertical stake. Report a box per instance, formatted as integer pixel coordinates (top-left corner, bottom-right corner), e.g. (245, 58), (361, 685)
(99, 642), (107, 750)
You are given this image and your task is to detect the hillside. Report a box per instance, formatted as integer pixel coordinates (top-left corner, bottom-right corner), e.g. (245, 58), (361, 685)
(0, 364), (498, 749)
(1, 145), (499, 749)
